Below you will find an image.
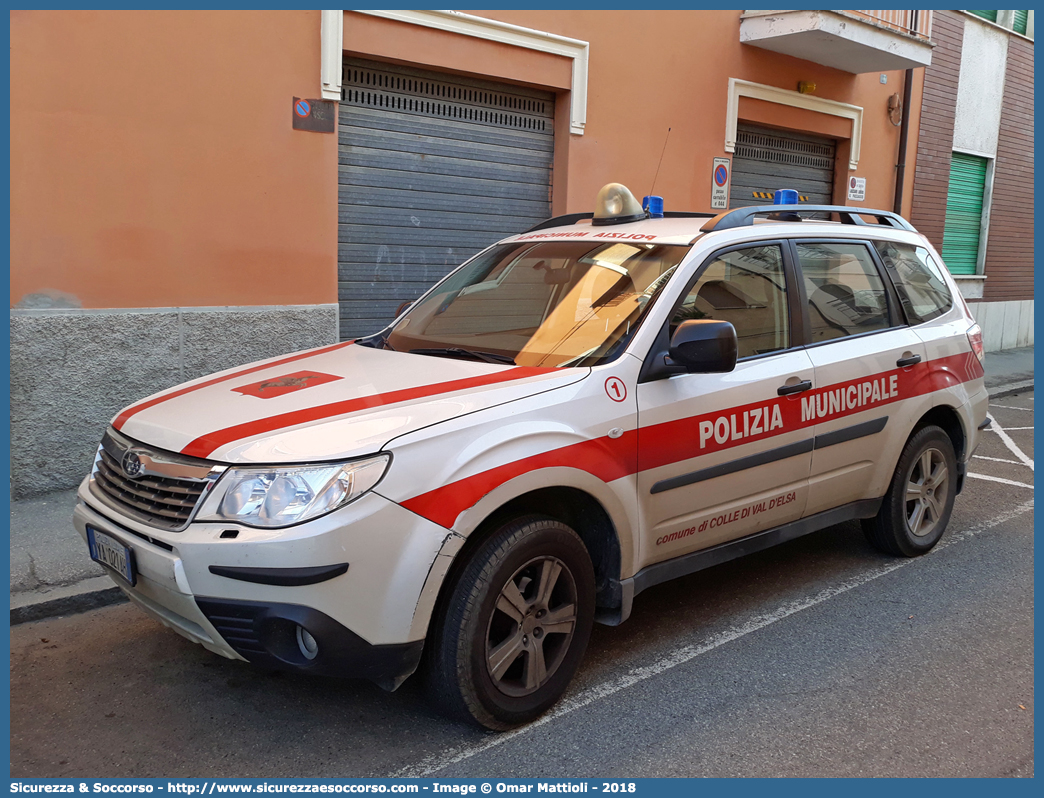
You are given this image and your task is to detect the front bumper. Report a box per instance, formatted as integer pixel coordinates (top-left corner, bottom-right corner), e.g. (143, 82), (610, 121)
(194, 597), (423, 690)
(74, 477), (450, 689)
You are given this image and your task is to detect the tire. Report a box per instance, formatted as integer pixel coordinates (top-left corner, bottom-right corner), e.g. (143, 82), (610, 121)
(425, 515), (595, 730)
(863, 425), (957, 557)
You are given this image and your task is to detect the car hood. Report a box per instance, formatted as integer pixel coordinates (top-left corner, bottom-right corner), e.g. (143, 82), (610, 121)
(113, 342), (588, 464)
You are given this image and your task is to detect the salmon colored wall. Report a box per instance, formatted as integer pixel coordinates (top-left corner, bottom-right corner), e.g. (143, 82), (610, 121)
(460, 10), (919, 215)
(11, 10), (925, 309)
(10, 10), (338, 309)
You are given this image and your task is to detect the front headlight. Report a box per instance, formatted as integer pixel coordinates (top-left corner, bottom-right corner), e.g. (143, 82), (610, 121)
(196, 454), (390, 528)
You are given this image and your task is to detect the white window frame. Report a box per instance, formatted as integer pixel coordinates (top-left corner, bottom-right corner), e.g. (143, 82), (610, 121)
(725, 78), (864, 170)
(320, 10), (590, 135)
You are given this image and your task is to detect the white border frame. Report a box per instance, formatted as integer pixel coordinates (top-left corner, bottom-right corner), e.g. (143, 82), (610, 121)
(726, 78), (864, 170)
(321, 9), (590, 135)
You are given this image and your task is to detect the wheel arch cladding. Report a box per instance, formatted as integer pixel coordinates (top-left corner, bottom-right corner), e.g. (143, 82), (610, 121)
(913, 405), (966, 462)
(430, 486), (622, 634)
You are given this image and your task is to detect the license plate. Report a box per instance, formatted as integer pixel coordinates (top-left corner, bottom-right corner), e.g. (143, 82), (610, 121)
(86, 526), (137, 586)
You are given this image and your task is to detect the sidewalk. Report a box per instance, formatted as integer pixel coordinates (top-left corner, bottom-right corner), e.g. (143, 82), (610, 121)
(9, 346), (1034, 623)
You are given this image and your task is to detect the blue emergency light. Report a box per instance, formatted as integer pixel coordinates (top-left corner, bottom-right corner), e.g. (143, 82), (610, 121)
(642, 195), (664, 218)
(773, 189), (799, 205)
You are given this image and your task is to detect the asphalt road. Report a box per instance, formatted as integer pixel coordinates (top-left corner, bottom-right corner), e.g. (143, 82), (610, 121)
(10, 392), (1034, 779)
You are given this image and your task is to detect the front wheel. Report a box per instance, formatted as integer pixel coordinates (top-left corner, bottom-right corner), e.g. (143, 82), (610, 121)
(863, 424), (957, 557)
(425, 516), (595, 730)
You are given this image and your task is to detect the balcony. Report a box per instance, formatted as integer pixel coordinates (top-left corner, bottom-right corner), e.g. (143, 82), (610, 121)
(740, 10), (934, 73)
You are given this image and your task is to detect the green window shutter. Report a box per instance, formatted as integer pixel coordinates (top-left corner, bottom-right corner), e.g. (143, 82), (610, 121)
(940, 153), (988, 276)
(1014, 10), (1029, 34)
(969, 10), (998, 23)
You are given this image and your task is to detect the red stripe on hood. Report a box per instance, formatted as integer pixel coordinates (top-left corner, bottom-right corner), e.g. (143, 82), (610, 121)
(113, 341), (356, 431)
(180, 366), (553, 459)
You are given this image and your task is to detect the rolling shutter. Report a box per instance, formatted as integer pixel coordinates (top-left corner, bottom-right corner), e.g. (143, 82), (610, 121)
(940, 152), (988, 276)
(730, 124), (836, 208)
(337, 58), (555, 340)
(968, 10), (998, 23)
(1013, 10), (1029, 35)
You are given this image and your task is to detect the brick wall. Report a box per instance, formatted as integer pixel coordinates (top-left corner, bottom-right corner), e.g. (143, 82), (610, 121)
(982, 36), (1034, 301)
(909, 11), (964, 251)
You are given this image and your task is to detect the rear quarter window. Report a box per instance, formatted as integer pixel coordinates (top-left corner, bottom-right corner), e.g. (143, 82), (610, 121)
(873, 241), (953, 325)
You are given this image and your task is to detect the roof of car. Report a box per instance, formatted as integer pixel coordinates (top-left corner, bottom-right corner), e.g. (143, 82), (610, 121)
(505, 204), (921, 248)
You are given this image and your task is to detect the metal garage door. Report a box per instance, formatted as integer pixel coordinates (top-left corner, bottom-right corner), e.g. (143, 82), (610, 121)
(337, 58), (555, 340)
(730, 124), (836, 208)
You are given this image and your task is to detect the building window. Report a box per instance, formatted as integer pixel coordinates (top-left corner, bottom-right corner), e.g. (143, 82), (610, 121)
(941, 153), (989, 276)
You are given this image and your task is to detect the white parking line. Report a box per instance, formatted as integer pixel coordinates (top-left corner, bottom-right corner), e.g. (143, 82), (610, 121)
(986, 414), (1034, 471)
(973, 455), (1022, 465)
(989, 404), (1034, 411)
(994, 426), (1034, 431)
(966, 473), (1034, 490)
(392, 498), (1035, 777)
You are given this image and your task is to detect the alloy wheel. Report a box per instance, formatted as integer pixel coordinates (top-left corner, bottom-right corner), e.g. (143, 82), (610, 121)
(485, 556), (578, 697)
(905, 447), (949, 538)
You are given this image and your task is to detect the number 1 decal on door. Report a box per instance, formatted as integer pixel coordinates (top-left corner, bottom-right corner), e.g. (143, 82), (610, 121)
(605, 377), (627, 402)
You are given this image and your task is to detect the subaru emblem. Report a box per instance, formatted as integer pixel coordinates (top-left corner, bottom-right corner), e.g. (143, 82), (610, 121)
(122, 450), (144, 479)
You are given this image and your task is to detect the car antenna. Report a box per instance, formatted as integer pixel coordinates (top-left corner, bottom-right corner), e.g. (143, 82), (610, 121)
(647, 127), (672, 201)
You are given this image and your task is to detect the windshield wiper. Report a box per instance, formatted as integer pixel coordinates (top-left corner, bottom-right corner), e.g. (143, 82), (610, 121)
(410, 347), (516, 365)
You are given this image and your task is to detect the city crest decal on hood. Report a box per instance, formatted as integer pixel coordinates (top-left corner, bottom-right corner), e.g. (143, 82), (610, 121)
(232, 370), (343, 399)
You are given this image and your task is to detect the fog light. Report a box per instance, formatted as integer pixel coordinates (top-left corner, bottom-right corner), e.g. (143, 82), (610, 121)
(296, 625), (318, 660)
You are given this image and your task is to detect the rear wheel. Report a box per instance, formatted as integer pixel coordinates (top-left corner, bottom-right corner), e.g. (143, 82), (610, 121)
(863, 425), (957, 557)
(425, 516), (595, 730)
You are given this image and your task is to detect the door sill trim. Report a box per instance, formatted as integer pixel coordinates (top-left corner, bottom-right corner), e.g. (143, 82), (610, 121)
(599, 497), (882, 626)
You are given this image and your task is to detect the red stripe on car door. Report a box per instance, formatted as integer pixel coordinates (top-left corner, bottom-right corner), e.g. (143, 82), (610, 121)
(400, 353), (983, 528)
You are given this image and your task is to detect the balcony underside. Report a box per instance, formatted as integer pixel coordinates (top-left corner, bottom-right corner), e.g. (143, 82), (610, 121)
(740, 10), (933, 73)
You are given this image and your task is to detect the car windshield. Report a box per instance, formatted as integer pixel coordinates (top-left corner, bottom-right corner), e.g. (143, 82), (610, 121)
(383, 240), (692, 368)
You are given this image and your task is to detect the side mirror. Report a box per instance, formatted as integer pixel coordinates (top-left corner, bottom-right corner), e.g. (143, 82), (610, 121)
(667, 319), (737, 373)
(396, 300), (415, 316)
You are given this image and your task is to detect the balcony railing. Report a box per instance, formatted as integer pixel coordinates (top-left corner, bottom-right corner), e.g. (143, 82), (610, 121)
(849, 10), (933, 40)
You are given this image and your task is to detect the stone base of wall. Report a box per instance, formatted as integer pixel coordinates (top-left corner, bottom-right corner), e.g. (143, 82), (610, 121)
(968, 299), (1034, 353)
(10, 305), (338, 499)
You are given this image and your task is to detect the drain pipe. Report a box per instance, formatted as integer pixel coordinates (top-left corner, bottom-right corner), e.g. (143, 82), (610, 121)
(893, 67), (915, 215)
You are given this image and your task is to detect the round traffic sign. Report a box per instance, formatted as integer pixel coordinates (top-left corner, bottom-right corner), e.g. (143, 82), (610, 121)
(295, 99), (311, 118)
(714, 164), (728, 187)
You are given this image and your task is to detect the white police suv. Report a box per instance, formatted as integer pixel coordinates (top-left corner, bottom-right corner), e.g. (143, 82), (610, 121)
(76, 184), (987, 730)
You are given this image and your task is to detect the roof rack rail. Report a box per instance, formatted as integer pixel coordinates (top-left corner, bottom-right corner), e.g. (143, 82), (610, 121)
(700, 205), (917, 233)
(524, 210), (717, 234)
(524, 213), (593, 233)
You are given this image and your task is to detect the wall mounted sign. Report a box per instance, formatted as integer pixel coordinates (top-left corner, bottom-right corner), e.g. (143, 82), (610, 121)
(292, 97), (335, 133)
(711, 157), (731, 210)
(848, 176), (866, 202)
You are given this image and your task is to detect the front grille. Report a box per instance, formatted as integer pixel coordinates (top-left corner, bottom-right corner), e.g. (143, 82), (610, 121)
(90, 430), (220, 531)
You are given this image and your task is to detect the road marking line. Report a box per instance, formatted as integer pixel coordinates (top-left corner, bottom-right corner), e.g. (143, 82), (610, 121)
(392, 498), (1034, 777)
(973, 455), (1022, 465)
(966, 472), (1034, 490)
(989, 404), (1034, 411)
(986, 414), (1034, 471)
(993, 426), (1034, 431)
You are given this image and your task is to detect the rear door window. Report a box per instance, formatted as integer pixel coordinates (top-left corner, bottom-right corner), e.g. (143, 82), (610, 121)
(873, 241), (953, 325)
(795, 242), (891, 343)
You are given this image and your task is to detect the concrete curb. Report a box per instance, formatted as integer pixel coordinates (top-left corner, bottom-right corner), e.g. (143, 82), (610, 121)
(988, 380), (1034, 399)
(10, 576), (128, 625)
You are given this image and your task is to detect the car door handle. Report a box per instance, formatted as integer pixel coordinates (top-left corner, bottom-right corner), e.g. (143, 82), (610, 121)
(777, 379), (813, 396)
(896, 354), (922, 368)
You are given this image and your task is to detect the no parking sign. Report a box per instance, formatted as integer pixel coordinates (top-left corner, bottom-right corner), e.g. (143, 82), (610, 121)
(711, 157), (731, 209)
